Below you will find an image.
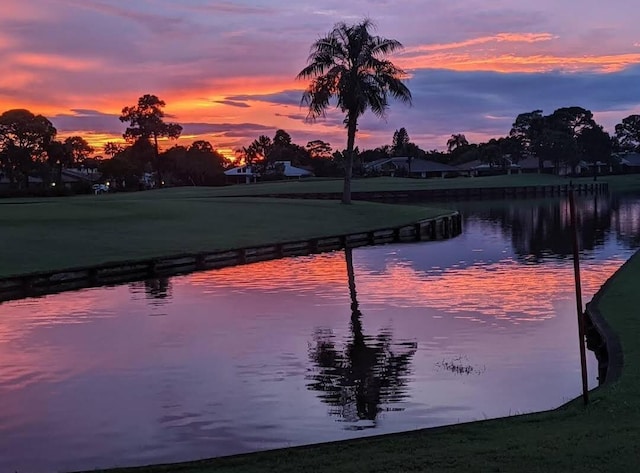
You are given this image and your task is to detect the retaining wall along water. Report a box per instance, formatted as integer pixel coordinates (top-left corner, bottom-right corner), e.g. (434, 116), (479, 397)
(0, 212), (462, 302)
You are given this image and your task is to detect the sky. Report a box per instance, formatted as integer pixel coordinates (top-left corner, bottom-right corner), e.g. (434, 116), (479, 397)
(1, 0), (640, 159)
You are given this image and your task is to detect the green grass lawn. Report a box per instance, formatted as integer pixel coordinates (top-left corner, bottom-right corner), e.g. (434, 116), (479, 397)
(0, 192), (449, 278)
(88, 250), (640, 473)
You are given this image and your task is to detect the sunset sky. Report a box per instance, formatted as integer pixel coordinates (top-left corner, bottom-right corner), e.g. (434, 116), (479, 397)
(2, 0), (640, 158)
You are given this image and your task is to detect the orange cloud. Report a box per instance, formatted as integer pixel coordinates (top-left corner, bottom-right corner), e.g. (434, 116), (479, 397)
(404, 32), (557, 54)
(399, 51), (640, 73)
(398, 31), (640, 73)
(10, 53), (103, 72)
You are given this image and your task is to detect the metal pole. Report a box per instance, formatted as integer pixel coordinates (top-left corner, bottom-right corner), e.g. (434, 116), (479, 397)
(569, 189), (589, 405)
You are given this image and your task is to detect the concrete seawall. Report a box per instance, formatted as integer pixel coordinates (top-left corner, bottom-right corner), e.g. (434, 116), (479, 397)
(584, 262), (626, 387)
(0, 212), (462, 303)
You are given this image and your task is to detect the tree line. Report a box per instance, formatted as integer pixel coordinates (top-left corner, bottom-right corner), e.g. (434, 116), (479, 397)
(2, 19), (639, 197)
(2, 100), (638, 193)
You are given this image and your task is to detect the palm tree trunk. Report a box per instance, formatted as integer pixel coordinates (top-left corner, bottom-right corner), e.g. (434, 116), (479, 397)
(343, 115), (358, 204)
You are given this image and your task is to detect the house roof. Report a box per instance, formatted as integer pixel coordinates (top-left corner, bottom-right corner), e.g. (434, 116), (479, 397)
(454, 159), (482, 170)
(224, 161), (313, 177)
(408, 158), (459, 173)
(365, 157), (458, 173)
(61, 169), (101, 182)
(619, 152), (640, 166)
(224, 165), (256, 176)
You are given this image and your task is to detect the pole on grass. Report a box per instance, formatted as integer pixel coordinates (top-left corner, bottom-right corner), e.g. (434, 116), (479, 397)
(569, 188), (589, 405)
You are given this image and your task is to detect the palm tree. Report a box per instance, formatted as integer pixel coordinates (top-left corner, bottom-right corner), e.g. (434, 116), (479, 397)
(297, 19), (412, 204)
(446, 133), (469, 153)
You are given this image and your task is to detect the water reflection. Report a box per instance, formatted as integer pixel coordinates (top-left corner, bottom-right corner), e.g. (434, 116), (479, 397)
(307, 248), (416, 429)
(130, 278), (173, 304)
(0, 193), (639, 473)
(455, 196), (608, 261)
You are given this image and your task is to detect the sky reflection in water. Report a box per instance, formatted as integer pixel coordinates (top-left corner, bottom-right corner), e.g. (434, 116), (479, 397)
(0, 194), (638, 473)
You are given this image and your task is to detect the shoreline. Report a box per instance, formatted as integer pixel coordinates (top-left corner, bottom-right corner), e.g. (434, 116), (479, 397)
(0, 211), (461, 302)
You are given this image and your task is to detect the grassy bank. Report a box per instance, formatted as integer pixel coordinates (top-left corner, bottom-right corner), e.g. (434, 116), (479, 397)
(0, 192), (448, 278)
(88, 250), (640, 473)
(165, 174), (640, 197)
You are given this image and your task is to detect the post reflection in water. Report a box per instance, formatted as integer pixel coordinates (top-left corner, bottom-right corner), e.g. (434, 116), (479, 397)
(306, 248), (417, 429)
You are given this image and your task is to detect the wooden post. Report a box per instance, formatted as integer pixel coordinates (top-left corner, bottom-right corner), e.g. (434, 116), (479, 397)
(569, 189), (589, 405)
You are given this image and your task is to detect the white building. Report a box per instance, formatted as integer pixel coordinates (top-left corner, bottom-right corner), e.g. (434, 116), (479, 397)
(224, 161), (313, 183)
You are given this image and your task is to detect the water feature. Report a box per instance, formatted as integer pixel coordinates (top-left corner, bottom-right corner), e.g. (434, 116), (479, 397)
(1, 193), (638, 472)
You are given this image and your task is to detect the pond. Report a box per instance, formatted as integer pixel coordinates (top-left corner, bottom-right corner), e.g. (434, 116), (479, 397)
(1, 193), (639, 473)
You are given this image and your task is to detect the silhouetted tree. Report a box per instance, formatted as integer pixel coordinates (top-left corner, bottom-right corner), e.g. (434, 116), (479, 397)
(0, 109), (56, 188)
(614, 114), (640, 151)
(120, 94), (182, 187)
(391, 128), (410, 156)
(297, 19), (411, 204)
(103, 142), (124, 158)
(446, 133), (469, 153)
(578, 125), (612, 180)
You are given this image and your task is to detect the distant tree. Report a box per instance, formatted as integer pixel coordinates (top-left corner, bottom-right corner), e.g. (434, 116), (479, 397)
(245, 135), (273, 174)
(306, 140), (333, 160)
(478, 139), (502, 168)
(297, 19), (411, 203)
(104, 142), (124, 158)
(359, 146), (390, 164)
(614, 114), (640, 151)
(446, 133), (469, 153)
(497, 136), (524, 163)
(269, 130), (310, 168)
(391, 128), (410, 156)
(272, 129), (292, 148)
(578, 125), (612, 179)
(64, 136), (93, 164)
(0, 109), (56, 188)
(548, 107), (596, 136)
(120, 94), (182, 187)
(163, 141), (227, 186)
(184, 140), (226, 185)
(510, 110), (545, 170)
(46, 140), (70, 185)
(98, 154), (139, 189)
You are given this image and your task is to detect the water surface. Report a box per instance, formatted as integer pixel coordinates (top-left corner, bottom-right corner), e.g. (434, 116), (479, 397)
(1, 193), (638, 472)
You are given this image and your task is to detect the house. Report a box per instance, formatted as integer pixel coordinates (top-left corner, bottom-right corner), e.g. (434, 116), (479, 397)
(60, 168), (102, 189)
(517, 157), (558, 174)
(454, 158), (520, 177)
(618, 152), (640, 173)
(364, 157), (459, 178)
(0, 176), (44, 190)
(224, 161), (314, 183)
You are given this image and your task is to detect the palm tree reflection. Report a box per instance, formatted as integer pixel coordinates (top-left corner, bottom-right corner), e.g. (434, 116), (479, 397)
(129, 277), (173, 305)
(306, 247), (417, 430)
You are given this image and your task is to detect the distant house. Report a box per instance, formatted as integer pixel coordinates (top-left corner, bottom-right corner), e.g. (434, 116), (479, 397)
(517, 157), (558, 174)
(0, 176), (44, 190)
(60, 168), (101, 189)
(454, 158), (520, 176)
(224, 161), (314, 183)
(618, 152), (640, 173)
(364, 157), (459, 178)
